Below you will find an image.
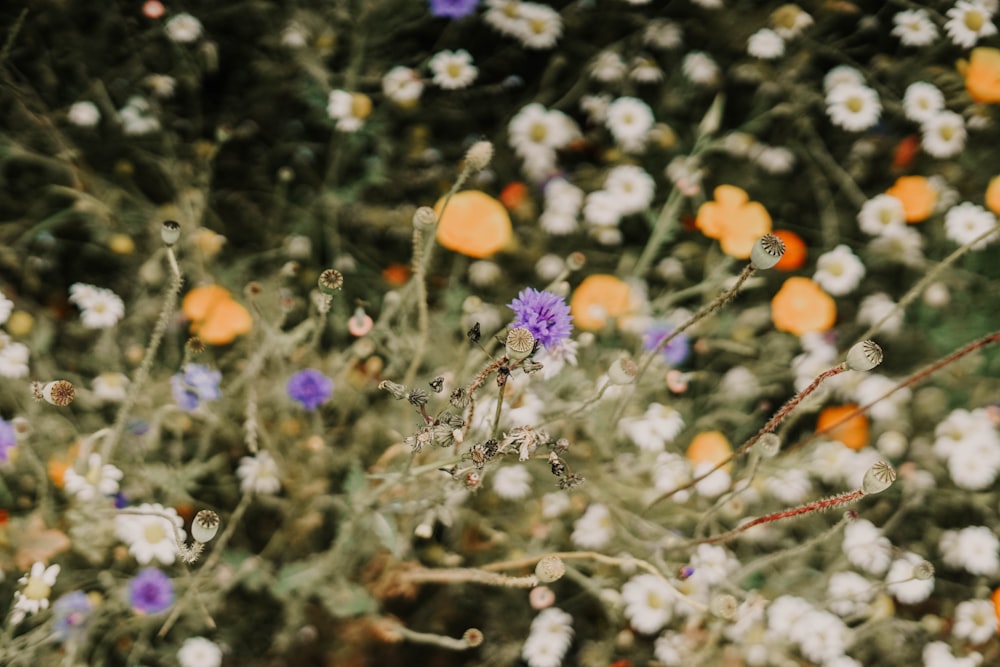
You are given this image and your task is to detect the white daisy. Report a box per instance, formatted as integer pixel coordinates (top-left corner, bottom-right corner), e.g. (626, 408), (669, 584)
(591, 51), (627, 82)
(857, 292), (905, 336)
(484, 0), (523, 36)
(620, 402), (684, 452)
(119, 96), (160, 136)
(940, 526), (999, 575)
(237, 451), (282, 495)
(145, 74), (176, 99)
(826, 83), (881, 132)
(771, 4), (814, 39)
(178, 637), (223, 667)
(492, 464), (532, 499)
(902, 82), (945, 124)
(582, 190), (622, 228)
(653, 453), (693, 502)
(843, 518), (892, 575)
(579, 93), (611, 123)
(622, 574), (674, 634)
(629, 56), (663, 84)
(115, 503), (184, 565)
(747, 28), (784, 59)
(948, 436), (1000, 489)
(751, 144), (795, 174)
(945, 0), (997, 48)
(933, 408), (998, 459)
(508, 103), (578, 156)
(326, 90), (370, 132)
(921, 110), (967, 158)
(952, 599), (998, 644)
(63, 453), (124, 501)
(429, 49), (478, 90)
(944, 202), (998, 249)
(604, 165), (655, 215)
(812, 244), (866, 296)
(605, 96), (654, 152)
(521, 607), (573, 667)
(382, 66), (424, 106)
(892, 9), (938, 46)
(885, 552), (934, 604)
(789, 609), (849, 663)
(644, 20), (682, 49)
(823, 65), (865, 94)
(165, 13), (203, 43)
(10, 562), (61, 625)
(92, 372), (130, 402)
(0, 332), (30, 378)
(514, 3), (562, 50)
(681, 51), (720, 86)
(571, 503), (614, 548)
(857, 194), (906, 236)
(540, 179), (582, 235)
(68, 101), (101, 127)
(68, 283), (125, 329)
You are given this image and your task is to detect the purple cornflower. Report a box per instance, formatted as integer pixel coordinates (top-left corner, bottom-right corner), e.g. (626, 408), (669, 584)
(643, 323), (690, 366)
(508, 287), (573, 349)
(429, 0), (479, 19)
(0, 417), (14, 462)
(52, 591), (93, 642)
(171, 363), (222, 411)
(129, 568), (174, 614)
(287, 369), (334, 411)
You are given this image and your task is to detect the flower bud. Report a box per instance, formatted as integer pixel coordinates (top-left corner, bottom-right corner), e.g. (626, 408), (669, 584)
(534, 555), (566, 583)
(413, 206), (437, 229)
(161, 220), (181, 246)
(862, 460), (896, 495)
(505, 327), (535, 361)
(755, 433), (781, 458)
(318, 269), (343, 294)
(846, 339), (883, 372)
(711, 593), (739, 620)
(379, 380), (408, 400)
(608, 357), (638, 385)
(463, 628), (484, 648)
(464, 140), (494, 172)
(912, 559), (934, 580)
(750, 233), (786, 270)
(192, 510), (220, 543)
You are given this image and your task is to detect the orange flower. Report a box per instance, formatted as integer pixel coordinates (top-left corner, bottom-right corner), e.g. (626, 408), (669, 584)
(686, 431), (733, 472)
(569, 274), (631, 331)
(962, 47), (1000, 103)
(885, 176), (936, 223)
(986, 175), (1000, 216)
(771, 230), (807, 271)
(771, 277), (836, 336)
(696, 185), (772, 259)
(182, 285), (253, 345)
(991, 587), (1000, 633)
(816, 405), (869, 450)
(381, 263), (410, 286)
(435, 190), (513, 259)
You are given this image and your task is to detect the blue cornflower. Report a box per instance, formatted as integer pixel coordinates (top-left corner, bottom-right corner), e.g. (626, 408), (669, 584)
(643, 323), (691, 366)
(170, 363), (222, 411)
(129, 568), (174, 614)
(0, 417), (15, 462)
(429, 0), (479, 19)
(52, 591), (94, 642)
(508, 287), (573, 350)
(287, 369), (334, 411)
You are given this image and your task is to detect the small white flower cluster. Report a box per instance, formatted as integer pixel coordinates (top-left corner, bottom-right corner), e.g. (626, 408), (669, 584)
(812, 244), (865, 296)
(492, 464), (532, 499)
(533, 338), (579, 379)
(681, 51), (720, 87)
(484, 0), (562, 50)
(570, 503), (614, 549)
(326, 90), (371, 132)
(382, 67), (424, 107)
(933, 407), (1000, 489)
(118, 96), (161, 136)
(923, 640), (983, 667)
(508, 103), (580, 182)
(63, 453), (124, 502)
(428, 49), (478, 90)
(68, 283), (125, 329)
(885, 551), (935, 604)
(584, 164), (656, 242)
(178, 637), (224, 667)
(521, 607), (573, 667)
(68, 100), (101, 127)
(165, 13), (203, 43)
(843, 518), (893, 575)
(824, 66), (881, 132)
(539, 179), (583, 235)
(940, 526), (999, 576)
(900, 81), (967, 159)
(0, 292), (30, 378)
(237, 450), (283, 495)
(765, 595), (852, 665)
(951, 598), (999, 645)
(619, 402), (684, 452)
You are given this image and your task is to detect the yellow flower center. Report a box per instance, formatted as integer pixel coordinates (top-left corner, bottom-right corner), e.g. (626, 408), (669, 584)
(966, 11), (985, 32)
(530, 123), (548, 142)
(646, 591), (664, 609)
(144, 522), (167, 544)
(846, 97), (863, 113)
(24, 577), (51, 601)
(447, 63), (462, 78)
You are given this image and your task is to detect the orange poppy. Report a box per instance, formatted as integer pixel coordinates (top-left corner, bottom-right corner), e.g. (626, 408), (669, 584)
(435, 190), (513, 259)
(771, 277), (836, 336)
(569, 274), (631, 331)
(816, 405), (869, 450)
(885, 176), (936, 223)
(986, 175), (1000, 216)
(991, 587), (1000, 633)
(962, 47), (1000, 103)
(381, 263), (410, 286)
(182, 285), (253, 345)
(686, 431), (733, 472)
(696, 185), (773, 259)
(892, 135), (920, 171)
(771, 230), (807, 271)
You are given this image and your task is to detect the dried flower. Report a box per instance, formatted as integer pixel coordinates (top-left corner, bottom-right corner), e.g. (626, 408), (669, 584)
(505, 327), (536, 361)
(846, 340), (884, 371)
(33, 380), (76, 407)
(318, 269), (344, 294)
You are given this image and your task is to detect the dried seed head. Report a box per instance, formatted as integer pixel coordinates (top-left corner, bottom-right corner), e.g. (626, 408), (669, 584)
(608, 357), (638, 385)
(379, 380), (408, 400)
(462, 628), (484, 648)
(750, 233), (786, 270)
(505, 327), (535, 361)
(192, 509), (220, 543)
(862, 460), (896, 495)
(565, 251), (586, 271)
(756, 433), (781, 458)
(35, 380), (75, 407)
(318, 269), (344, 294)
(464, 140), (494, 172)
(407, 388), (429, 407)
(187, 337), (206, 355)
(161, 220), (181, 246)
(429, 376), (444, 393)
(534, 555), (566, 583)
(846, 339), (883, 372)
(711, 594), (739, 620)
(913, 560), (934, 580)
(413, 206), (437, 229)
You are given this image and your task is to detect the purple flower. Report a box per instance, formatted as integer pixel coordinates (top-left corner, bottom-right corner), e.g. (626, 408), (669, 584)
(643, 323), (690, 366)
(52, 591), (93, 642)
(171, 363), (222, 411)
(429, 0), (479, 19)
(287, 369), (334, 410)
(129, 568), (174, 614)
(508, 287), (573, 349)
(0, 417), (15, 462)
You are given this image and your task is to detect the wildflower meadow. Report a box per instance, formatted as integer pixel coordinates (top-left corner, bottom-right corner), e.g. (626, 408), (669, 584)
(3, 1), (1000, 665)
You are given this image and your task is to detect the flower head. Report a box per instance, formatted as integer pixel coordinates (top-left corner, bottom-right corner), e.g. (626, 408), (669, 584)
(287, 369), (334, 410)
(129, 568), (174, 614)
(696, 185), (773, 259)
(115, 503), (184, 565)
(643, 323), (690, 365)
(11, 562), (61, 625)
(237, 451), (282, 495)
(0, 416), (15, 462)
(429, 0), (479, 19)
(68, 283), (125, 329)
(429, 49), (478, 89)
(771, 277), (836, 336)
(171, 363), (222, 412)
(51, 591), (94, 642)
(178, 637), (224, 667)
(508, 287), (573, 349)
(963, 46), (1000, 102)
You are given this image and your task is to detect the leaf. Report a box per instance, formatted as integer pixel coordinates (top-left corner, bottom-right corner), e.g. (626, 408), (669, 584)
(371, 512), (400, 558)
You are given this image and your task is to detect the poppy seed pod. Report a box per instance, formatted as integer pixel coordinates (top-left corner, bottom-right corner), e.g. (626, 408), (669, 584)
(846, 340), (883, 372)
(161, 220), (181, 246)
(192, 510), (221, 543)
(750, 233), (786, 269)
(505, 327), (536, 361)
